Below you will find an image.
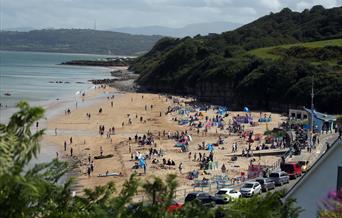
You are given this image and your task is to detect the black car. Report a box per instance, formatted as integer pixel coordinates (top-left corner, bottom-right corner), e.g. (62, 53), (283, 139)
(255, 178), (276, 192)
(185, 192), (226, 205)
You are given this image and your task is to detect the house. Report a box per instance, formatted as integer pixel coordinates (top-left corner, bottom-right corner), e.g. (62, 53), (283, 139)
(284, 138), (342, 218)
(288, 109), (308, 120)
(303, 108), (336, 133)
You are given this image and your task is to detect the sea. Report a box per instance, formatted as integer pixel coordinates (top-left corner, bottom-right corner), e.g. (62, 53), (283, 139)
(0, 50), (116, 122)
(0, 50), (117, 168)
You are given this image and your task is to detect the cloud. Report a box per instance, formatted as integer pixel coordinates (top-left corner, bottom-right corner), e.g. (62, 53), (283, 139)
(1, 0), (341, 29)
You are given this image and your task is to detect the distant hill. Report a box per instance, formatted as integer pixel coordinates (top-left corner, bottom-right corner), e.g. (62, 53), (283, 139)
(110, 22), (241, 37)
(131, 6), (342, 113)
(0, 29), (163, 55)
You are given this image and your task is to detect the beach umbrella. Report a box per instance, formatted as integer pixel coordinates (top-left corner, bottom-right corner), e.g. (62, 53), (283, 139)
(243, 106), (249, 112)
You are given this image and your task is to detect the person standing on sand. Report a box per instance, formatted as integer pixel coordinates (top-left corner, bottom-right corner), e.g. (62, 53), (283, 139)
(143, 163), (147, 175)
(111, 101), (113, 107)
(90, 161), (94, 172)
(70, 147), (73, 157)
(221, 164), (226, 174)
(87, 166), (91, 177)
(70, 137), (73, 144)
(64, 141), (67, 151)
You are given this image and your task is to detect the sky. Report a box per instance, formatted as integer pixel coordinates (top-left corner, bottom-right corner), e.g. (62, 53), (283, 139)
(1, 0), (341, 30)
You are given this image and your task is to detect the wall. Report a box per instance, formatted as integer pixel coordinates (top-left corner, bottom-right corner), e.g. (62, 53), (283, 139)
(288, 141), (342, 218)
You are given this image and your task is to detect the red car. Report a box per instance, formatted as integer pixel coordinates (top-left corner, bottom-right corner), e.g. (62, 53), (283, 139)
(167, 200), (184, 213)
(281, 162), (302, 179)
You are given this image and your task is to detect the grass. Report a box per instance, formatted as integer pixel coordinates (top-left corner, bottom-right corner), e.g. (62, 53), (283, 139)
(248, 38), (342, 60)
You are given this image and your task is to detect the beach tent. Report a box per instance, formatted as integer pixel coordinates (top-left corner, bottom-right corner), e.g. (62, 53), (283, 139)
(207, 144), (214, 152)
(243, 106), (249, 112)
(138, 158), (145, 168)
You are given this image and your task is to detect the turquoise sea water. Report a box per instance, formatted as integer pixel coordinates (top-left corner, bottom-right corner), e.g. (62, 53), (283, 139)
(0, 50), (113, 108)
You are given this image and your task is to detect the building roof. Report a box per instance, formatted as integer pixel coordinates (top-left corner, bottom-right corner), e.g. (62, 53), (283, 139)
(303, 108), (336, 122)
(284, 137), (342, 200)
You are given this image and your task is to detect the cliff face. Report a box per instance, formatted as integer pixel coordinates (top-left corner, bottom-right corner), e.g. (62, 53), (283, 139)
(139, 80), (292, 112)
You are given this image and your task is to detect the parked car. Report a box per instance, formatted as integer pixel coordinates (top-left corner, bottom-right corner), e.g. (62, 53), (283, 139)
(215, 188), (241, 202)
(269, 171), (290, 186)
(255, 178), (275, 192)
(281, 162), (302, 179)
(128, 200), (183, 214)
(167, 200), (184, 213)
(297, 160), (310, 173)
(184, 192), (226, 205)
(240, 182), (262, 197)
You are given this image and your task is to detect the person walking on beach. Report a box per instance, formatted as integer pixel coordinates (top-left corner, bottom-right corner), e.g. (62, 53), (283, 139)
(64, 141), (67, 151)
(70, 147), (73, 157)
(70, 137), (73, 144)
(178, 162), (183, 174)
(143, 163), (147, 175)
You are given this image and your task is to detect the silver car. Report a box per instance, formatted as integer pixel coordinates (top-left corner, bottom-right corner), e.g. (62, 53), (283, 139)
(269, 171), (289, 186)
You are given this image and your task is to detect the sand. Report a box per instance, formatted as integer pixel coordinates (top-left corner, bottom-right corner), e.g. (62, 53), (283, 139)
(42, 86), (287, 194)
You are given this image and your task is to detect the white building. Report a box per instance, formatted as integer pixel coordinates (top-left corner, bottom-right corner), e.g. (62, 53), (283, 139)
(284, 138), (342, 218)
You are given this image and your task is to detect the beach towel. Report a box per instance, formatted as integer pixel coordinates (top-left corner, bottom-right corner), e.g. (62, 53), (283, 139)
(94, 154), (114, 159)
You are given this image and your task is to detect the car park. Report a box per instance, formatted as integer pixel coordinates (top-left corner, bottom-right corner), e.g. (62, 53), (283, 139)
(215, 188), (241, 202)
(269, 171), (289, 186)
(240, 182), (262, 197)
(255, 178), (275, 192)
(281, 162), (302, 179)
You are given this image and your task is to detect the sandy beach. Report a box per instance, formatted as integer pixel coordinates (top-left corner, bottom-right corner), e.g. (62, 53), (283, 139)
(40, 84), (287, 193)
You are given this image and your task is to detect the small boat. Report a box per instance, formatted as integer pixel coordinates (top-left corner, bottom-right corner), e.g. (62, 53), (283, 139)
(97, 172), (121, 177)
(4, 92), (11, 96)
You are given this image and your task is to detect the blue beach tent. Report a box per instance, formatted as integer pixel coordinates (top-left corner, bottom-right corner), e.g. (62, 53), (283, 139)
(243, 107), (249, 112)
(207, 144), (214, 152)
(139, 158), (145, 168)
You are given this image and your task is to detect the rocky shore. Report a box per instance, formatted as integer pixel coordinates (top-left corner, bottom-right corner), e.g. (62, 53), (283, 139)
(89, 69), (139, 92)
(61, 57), (135, 67)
